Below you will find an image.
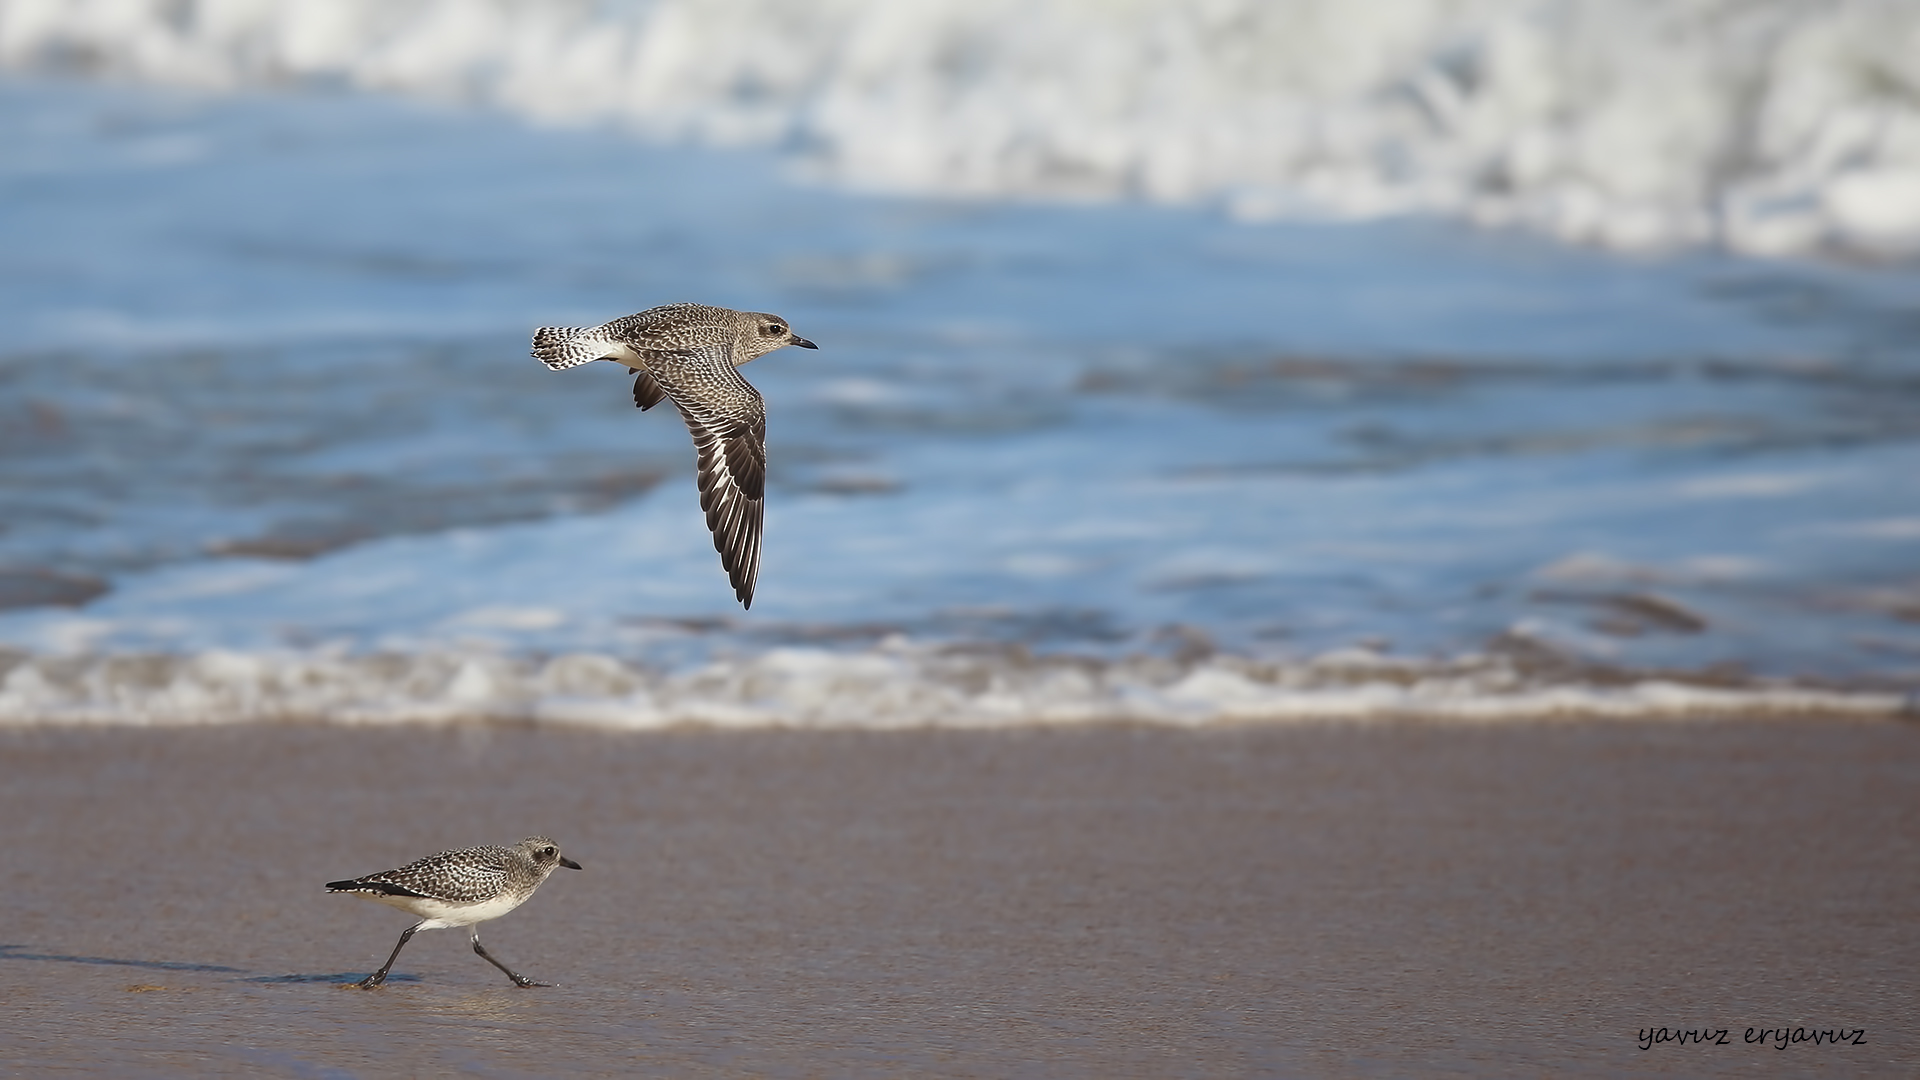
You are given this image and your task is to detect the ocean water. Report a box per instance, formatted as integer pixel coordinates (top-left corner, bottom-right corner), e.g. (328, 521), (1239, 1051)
(2, 12), (1919, 725)
(7, 0), (1920, 257)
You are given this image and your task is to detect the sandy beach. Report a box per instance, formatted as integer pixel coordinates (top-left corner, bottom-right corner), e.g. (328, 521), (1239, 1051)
(0, 718), (1913, 1077)
(8, 8), (1920, 1077)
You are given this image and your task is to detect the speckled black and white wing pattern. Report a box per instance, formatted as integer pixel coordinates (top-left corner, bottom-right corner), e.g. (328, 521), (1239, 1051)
(326, 845), (514, 904)
(645, 342), (766, 608)
(534, 304), (726, 375)
(534, 303), (805, 608)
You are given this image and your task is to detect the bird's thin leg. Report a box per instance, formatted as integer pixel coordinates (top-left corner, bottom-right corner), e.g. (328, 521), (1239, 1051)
(472, 928), (549, 988)
(359, 922), (422, 990)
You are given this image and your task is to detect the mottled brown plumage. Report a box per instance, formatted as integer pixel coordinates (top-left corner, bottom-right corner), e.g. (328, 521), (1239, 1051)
(532, 303), (817, 608)
(327, 836), (582, 989)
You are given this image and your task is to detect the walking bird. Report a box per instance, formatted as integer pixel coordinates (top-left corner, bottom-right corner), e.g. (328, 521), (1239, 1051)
(327, 836), (582, 990)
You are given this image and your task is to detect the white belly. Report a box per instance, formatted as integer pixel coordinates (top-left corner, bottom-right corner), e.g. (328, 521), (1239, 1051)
(358, 888), (529, 929)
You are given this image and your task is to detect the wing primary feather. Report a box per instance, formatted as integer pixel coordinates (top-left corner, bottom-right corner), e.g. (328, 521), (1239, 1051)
(633, 370), (667, 410)
(636, 343), (768, 609)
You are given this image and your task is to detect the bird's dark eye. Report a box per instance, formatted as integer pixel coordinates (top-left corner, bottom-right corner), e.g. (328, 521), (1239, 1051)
(543, 846), (556, 857)
(762, 323), (784, 336)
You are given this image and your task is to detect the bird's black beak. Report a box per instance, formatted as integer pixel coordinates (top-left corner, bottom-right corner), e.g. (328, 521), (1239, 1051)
(560, 856), (583, 870)
(791, 335), (818, 349)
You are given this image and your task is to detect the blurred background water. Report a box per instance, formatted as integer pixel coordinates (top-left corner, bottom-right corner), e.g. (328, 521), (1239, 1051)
(1, 0), (1918, 725)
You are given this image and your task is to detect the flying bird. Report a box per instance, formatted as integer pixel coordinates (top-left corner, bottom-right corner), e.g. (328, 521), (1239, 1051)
(533, 303), (817, 608)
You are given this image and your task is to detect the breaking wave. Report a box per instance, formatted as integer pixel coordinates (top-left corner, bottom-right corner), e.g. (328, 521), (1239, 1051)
(4, 0), (1920, 256)
(0, 641), (1903, 729)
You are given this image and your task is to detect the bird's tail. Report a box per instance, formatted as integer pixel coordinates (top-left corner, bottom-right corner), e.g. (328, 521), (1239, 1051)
(531, 325), (610, 371)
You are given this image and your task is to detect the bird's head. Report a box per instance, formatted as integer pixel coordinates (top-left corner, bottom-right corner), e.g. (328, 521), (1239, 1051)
(741, 311), (817, 361)
(519, 836), (583, 873)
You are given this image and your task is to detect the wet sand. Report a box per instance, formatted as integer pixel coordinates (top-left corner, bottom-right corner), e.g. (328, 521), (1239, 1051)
(1, 719), (1914, 1077)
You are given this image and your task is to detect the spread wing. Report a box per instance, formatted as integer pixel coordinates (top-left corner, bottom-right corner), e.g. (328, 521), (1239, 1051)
(645, 344), (766, 608)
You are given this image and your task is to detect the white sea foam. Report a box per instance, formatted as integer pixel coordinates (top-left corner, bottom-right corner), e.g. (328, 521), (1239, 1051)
(0, 641), (1902, 729)
(4, 67), (1916, 731)
(4, 0), (1920, 256)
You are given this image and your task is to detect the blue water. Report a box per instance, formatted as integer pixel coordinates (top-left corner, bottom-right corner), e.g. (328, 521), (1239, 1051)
(3, 75), (1918, 723)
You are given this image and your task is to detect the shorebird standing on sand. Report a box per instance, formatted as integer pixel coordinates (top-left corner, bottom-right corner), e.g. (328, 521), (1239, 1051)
(532, 303), (818, 609)
(327, 836), (582, 990)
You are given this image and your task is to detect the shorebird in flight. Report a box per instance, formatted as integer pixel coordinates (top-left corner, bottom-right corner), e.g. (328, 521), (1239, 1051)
(532, 303), (817, 609)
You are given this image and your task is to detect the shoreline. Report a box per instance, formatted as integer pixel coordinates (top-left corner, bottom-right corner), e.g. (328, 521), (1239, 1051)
(4, 720), (1915, 1076)
(5, 639), (1913, 732)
